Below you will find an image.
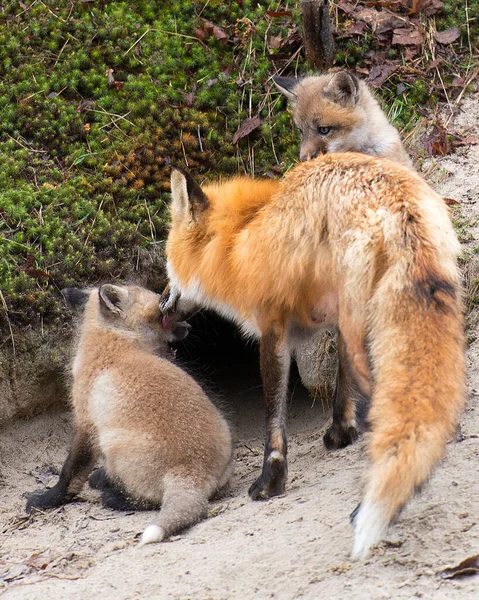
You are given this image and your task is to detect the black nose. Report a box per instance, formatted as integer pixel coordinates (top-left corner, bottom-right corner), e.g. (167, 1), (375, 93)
(299, 150), (319, 162)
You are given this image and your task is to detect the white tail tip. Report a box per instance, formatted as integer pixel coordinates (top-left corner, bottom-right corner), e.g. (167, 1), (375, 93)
(139, 524), (165, 546)
(351, 501), (389, 560)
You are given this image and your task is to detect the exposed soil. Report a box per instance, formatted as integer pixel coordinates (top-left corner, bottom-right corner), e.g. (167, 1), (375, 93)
(1, 96), (478, 599)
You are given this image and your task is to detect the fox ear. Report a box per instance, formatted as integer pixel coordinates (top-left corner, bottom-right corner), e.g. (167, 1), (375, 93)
(62, 288), (90, 309)
(272, 76), (299, 103)
(99, 284), (129, 315)
(324, 71), (360, 107)
(170, 168), (209, 221)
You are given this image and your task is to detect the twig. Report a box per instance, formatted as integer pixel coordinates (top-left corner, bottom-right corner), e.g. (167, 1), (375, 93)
(197, 125), (203, 152)
(123, 29), (151, 57)
(38, 0), (66, 22)
(54, 38), (70, 68)
(6, 135), (48, 154)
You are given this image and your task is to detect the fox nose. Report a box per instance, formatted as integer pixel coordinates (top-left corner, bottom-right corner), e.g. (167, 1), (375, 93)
(300, 149), (320, 162)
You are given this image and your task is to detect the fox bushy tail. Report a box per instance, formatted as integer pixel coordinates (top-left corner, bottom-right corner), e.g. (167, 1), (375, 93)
(140, 478), (208, 545)
(352, 228), (465, 558)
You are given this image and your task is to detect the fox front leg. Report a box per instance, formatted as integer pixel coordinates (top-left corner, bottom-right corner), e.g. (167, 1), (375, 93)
(249, 324), (291, 500)
(26, 428), (95, 513)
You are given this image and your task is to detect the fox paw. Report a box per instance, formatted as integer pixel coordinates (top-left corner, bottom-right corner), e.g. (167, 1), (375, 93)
(25, 487), (72, 513)
(248, 451), (287, 500)
(323, 424), (359, 450)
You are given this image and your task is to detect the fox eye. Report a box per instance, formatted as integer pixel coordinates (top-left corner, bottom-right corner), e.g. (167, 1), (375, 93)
(317, 126), (332, 136)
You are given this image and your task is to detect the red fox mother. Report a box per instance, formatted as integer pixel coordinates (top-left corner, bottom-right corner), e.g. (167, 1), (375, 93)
(162, 153), (464, 558)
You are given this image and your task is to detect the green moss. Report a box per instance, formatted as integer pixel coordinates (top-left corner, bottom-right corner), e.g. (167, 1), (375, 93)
(0, 0), (476, 332)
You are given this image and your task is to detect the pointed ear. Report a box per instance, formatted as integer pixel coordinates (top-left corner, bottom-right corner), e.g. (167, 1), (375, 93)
(170, 168), (209, 221)
(272, 76), (300, 103)
(62, 288), (90, 309)
(99, 284), (129, 315)
(324, 71), (360, 107)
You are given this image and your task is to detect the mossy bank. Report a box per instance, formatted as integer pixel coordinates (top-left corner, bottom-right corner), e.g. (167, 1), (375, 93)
(0, 0), (475, 424)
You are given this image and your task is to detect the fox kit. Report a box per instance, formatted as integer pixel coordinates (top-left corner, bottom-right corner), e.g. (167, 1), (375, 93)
(26, 284), (233, 545)
(273, 70), (412, 166)
(163, 155), (464, 558)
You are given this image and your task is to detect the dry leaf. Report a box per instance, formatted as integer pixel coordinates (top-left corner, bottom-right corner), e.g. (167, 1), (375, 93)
(443, 198), (460, 206)
(392, 27), (424, 45)
(232, 117), (262, 145)
(442, 554), (479, 579)
(434, 26), (461, 45)
(269, 35), (284, 49)
(337, 0), (357, 15)
(200, 19), (229, 43)
(368, 64), (397, 87)
(266, 10), (293, 17)
(422, 123), (451, 156)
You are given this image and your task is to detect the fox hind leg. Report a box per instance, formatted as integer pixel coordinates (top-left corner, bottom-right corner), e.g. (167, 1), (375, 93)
(324, 332), (360, 450)
(26, 427), (94, 513)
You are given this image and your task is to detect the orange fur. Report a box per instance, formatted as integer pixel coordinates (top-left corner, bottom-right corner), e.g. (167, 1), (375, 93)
(166, 153), (465, 557)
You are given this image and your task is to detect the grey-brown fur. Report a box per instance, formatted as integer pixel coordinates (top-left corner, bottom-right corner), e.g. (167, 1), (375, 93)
(273, 70), (412, 166)
(26, 284), (233, 545)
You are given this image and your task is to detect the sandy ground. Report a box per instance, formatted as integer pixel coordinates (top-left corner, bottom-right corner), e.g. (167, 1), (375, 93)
(1, 95), (479, 599)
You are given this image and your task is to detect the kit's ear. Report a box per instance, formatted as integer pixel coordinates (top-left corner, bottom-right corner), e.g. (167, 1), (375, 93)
(272, 76), (300, 103)
(170, 168), (209, 221)
(98, 284), (129, 316)
(324, 71), (360, 107)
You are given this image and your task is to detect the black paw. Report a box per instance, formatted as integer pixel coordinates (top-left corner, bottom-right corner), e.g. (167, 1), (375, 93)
(248, 454), (287, 500)
(323, 424), (359, 450)
(25, 486), (72, 514)
(88, 467), (111, 490)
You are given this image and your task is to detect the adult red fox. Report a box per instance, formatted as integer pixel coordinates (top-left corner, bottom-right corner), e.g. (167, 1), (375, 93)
(163, 154), (464, 557)
(26, 284), (233, 545)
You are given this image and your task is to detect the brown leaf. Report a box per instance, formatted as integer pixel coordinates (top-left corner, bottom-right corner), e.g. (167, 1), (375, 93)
(451, 76), (466, 87)
(442, 554), (479, 579)
(392, 27), (424, 45)
(434, 26), (461, 44)
(24, 551), (55, 571)
(269, 35), (284, 49)
(412, 0), (444, 16)
(232, 117), (262, 145)
(368, 64), (397, 87)
(454, 133), (478, 147)
(194, 26), (207, 41)
(425, 58), (443, 72)
(77, 99), (94, 113)
(443, 197), (460, 206)
(266, 10), (293, 17)
(355, 8), (404, 35)
(337, 0), (357, 14)
(183, 92), (195, 108)
(422, 123), (451, 156)
(24, 268), (53, 281)
(200, 19), (229, 43)
(349, 22), (369, 35)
